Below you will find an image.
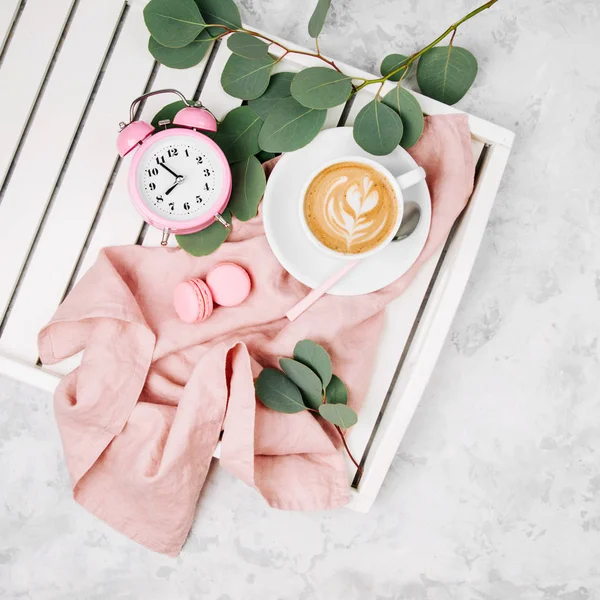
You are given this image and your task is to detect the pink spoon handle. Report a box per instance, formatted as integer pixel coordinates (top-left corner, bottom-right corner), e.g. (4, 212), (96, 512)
(286, 260), (360, 321)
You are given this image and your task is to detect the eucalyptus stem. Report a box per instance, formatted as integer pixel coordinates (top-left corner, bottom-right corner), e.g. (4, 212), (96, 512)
(276, 405), (362, 471)
(208, 24), (345, 73)
(292, 399), (362, 471)
(335, 425), (362, 474)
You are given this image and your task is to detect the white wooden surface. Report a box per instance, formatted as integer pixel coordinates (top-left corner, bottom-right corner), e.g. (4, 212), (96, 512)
(0, 0), (125, 340)
(0, 0), (21, 51)
(0, 0), (73, 183)
(2, 4), (148, 364)
(0, 0), (514, 513)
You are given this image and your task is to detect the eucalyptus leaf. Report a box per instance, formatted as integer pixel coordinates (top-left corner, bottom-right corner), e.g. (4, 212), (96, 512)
(227, 32), (269, 59)
(293, 340), (332, 389)
(148, 31), (212, 69)
(212, 106), (263, 163)
(255, 368), (307, 414)
(325, 375), (347, 405)
(151, 100), (191, 128)
(221, 54), (276, 100)
(318, 403), (358, 428)
(144, 0), (205, 49)
(382, 85), (424, 149)
(416, 46), (478, 105)
(194, 0), (242, 36)
(248, 72), (295, 120)
(176, 210), (231, 256)
(291, 67), (352, 109)
(228, 156), (266, 221)
(255, 150), (279, 163)
(308, 0), (332, 38)
(352, 99), (403, 156)
(280, 358), (323, 410)
(380, 53), (411, 81)
(258, 97), (326, 152)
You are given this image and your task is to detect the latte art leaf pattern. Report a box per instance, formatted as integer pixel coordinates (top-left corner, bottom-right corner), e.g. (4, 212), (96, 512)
(324, 176), (388, 251)
(304, 162), (398, 255)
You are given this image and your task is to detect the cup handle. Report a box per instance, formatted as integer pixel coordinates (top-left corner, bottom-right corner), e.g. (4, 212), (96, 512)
(395, 166), (426, 190)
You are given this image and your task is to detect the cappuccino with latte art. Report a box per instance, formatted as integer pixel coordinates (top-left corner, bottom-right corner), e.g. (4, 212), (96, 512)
(303, 161), (399, 255)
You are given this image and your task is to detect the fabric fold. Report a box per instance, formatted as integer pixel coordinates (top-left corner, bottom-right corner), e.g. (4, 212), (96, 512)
(39, 250), (156, 486)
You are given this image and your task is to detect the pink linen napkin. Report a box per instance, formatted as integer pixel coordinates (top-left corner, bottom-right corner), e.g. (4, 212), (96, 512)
(38, 114), (474, 556)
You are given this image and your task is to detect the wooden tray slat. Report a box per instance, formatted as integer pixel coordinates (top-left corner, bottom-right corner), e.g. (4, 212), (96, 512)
(347, 142), (485, 492)
(194, 40), (241, 121)
(349, 143), (511, 511)
(339, 82), (488, 478)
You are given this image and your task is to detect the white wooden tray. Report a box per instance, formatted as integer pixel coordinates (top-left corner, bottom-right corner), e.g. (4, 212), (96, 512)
(0, 0), (513, 512)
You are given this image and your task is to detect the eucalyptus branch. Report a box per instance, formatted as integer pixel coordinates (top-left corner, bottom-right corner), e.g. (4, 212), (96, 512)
(253, 341), (362, 480)
(354, 0), (499, 91)
(208, 0), (497, 92)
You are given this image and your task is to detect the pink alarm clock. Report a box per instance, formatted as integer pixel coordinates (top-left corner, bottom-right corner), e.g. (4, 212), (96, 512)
(117, 89), (231, 246)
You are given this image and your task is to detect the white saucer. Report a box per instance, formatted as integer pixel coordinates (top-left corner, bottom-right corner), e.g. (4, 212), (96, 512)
(262, 128), (431, 296)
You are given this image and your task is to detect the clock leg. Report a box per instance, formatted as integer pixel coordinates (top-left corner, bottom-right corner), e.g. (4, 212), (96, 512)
(161, 228), (171, 246)
(214, 213), (230, 228)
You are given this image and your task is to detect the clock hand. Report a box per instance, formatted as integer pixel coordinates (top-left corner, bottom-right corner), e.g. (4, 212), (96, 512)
(164, 175), (185, 196)
(159, 162), (182, 179)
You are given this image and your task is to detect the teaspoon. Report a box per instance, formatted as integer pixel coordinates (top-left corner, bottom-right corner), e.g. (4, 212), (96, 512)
(287, 202), (423, 321)
(393, 201), (421, 241)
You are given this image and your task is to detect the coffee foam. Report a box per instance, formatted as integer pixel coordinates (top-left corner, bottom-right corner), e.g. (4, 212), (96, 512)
(303, 162), (398, 255)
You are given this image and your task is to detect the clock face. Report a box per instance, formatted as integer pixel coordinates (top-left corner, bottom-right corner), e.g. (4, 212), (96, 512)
(135, 133), (227, 222)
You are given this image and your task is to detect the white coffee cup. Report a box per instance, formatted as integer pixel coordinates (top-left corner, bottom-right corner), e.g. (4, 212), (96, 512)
(299, 156), (426, 260)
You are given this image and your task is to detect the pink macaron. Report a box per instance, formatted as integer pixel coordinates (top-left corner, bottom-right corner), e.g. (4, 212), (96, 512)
(206, 262), (251, 307)
(173, 278), (214, 323)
